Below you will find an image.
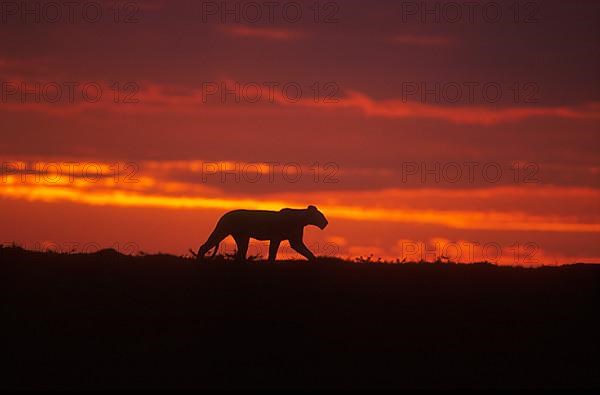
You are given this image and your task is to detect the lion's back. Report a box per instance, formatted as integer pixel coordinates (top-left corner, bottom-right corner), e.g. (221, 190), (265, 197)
(219, 209), (279, 229)
(217, 209), (300, 239)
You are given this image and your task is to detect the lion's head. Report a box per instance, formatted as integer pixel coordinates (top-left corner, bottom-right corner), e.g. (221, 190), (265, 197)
(306, 205), (328, 230)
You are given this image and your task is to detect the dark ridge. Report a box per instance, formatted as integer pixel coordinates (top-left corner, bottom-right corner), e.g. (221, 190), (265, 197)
(2, 245), (598, 267)
(2, 247), (599, 389)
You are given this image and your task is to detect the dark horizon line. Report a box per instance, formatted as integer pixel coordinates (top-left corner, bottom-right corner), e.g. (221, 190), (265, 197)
(2, 244), (599, 268)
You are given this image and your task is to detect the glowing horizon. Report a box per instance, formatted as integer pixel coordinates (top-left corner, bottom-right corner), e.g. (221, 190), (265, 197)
(1, 1), (599, 265)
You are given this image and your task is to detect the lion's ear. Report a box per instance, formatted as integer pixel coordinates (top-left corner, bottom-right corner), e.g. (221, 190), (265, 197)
(308, 205), (317, 211)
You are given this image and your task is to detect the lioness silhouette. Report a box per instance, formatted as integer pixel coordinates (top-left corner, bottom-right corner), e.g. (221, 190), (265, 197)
(197, 205), (328, 262)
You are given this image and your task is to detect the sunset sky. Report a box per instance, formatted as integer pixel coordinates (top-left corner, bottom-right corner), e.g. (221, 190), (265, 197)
(1, 0), (599, 264)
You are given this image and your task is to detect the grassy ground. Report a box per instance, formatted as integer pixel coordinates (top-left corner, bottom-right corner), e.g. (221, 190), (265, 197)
(2, 247), (599, 389)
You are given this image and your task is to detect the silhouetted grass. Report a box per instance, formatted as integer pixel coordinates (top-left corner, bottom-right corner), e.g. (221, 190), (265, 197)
(2, 244), (583, 267)
(2, 246), (598, 389)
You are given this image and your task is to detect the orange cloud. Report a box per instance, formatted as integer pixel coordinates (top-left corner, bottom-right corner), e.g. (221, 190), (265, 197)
(2, 157), (599, 263)
(2, 179), (599, 234)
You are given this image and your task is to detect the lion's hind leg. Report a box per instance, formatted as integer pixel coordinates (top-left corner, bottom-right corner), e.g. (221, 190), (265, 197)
(268, 240), (281, 263)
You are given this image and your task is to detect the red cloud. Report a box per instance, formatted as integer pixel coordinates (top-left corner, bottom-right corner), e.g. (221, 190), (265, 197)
(4, 78), (599, 126)
(218, 25), (305, 40)
(280, 90), (600, 126)
(393, 34), (455, 46)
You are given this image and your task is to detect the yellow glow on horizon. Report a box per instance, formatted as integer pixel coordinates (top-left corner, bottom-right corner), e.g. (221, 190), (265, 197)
(1, 183), (599, 234)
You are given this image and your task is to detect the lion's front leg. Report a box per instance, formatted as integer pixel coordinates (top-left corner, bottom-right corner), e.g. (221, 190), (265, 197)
(290, 237), (316, 262)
